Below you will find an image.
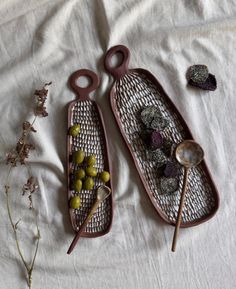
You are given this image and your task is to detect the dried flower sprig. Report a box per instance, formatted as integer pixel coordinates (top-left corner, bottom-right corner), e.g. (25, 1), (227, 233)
(22, 177), (39, 209)
(34, 82), (51, 117)
(4, 82), (51, 288)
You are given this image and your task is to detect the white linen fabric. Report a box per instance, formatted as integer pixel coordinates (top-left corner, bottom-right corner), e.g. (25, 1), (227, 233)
(0, 0), (235, 288)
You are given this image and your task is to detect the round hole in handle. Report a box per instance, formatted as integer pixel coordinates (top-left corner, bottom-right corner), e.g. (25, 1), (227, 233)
(104, 45), (130, 80)
(76, 76), (92, 88)
(69, 69), (100, 100)
(109, 52), (124, 69)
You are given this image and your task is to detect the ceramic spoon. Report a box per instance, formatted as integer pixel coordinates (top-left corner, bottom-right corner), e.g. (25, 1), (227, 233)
(67, 185), (112, 254)
(171, 140), (204, 252)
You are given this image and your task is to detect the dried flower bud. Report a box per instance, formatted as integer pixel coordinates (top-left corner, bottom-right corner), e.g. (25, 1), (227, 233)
(22, 177), (39, 209)
(34, 82), (51, 117)
(23, 177), (39, 194)
(34, 105), (48, 117)
(6, 152), (17, 166)
(22, 121), (36, 133)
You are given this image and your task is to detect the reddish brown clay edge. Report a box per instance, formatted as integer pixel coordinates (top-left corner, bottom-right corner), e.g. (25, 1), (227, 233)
(104, 45), (220, 228)
(67, 69), (113, 237)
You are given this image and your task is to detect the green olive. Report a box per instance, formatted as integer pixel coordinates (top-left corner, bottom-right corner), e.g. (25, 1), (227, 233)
(73, 150), (85, 164)
(85, 166), (97, 177)
(69, 124), (80, 137)
(86, 154), (96, 166)
(75, 168), (86, 179)
(100, 171), (110, 183)
(70, 196), (81, 209)
(83, 177), (94, 190)
(74, 179), (82, 192)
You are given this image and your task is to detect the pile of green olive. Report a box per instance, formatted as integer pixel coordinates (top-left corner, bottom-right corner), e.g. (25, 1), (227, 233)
(72, 152), (110, 191)
(68, 124), (110, 209)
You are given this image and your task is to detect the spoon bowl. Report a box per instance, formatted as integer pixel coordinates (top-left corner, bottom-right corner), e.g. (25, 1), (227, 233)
(175, 140), (204, 168)
(97, 185), (111, 201)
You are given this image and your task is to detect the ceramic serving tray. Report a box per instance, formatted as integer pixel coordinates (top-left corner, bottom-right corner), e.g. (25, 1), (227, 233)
(67, 69), (113, 237)
(104, 45), (219, 227)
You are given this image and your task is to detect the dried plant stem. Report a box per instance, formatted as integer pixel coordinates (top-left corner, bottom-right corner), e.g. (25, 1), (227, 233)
(4, 83), (50, 288)
(5, 169), (40, 288)
(5, 116), (40, 289)
(5, 174), (40, 288)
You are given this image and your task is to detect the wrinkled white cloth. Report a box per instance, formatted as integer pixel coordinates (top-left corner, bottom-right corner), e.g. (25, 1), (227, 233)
(0, 1), (236, 288)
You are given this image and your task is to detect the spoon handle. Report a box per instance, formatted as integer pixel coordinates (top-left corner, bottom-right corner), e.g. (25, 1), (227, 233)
(67, 199), (101, 254)
(171, 167), (189, 252)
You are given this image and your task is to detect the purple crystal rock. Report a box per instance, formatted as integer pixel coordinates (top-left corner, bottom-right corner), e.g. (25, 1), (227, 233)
(156, 164), (166, 177)
(164, 161), (179, 178)
(140, 129), (152, 146)
(141, 130), (163, 150)
(148, 131), (163, 150)
(188, 73), (217, 91)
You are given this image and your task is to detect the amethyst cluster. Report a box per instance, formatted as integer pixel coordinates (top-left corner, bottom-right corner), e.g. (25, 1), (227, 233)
(140, 106), (180, 194)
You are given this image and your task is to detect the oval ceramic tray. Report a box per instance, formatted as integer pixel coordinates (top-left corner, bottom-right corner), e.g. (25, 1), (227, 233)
(104, 45), (219, 227)
(67, 69), (113, 237)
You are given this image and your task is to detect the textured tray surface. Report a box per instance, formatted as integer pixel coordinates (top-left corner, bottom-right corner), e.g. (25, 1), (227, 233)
(68, 100), (112, 234)
(113, 71), (216, 224)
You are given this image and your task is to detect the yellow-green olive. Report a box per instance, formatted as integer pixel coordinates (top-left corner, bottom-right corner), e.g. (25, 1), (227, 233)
(70, 196), (81, 209)
(86, 155), (96, 166)
(100, 171), (110, 183)
(74, 179), (82, 192)
(75, 168), (86, 180)
(73, 150), (85, 164)
(69, 124), (80, 137)
(85, 166), (97, 177)
(83, 177), (94, 190)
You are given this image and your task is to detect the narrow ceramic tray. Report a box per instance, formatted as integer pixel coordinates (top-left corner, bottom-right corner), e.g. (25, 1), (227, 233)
(104, 45), (219, 227)
(67, 69), (113, 237)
